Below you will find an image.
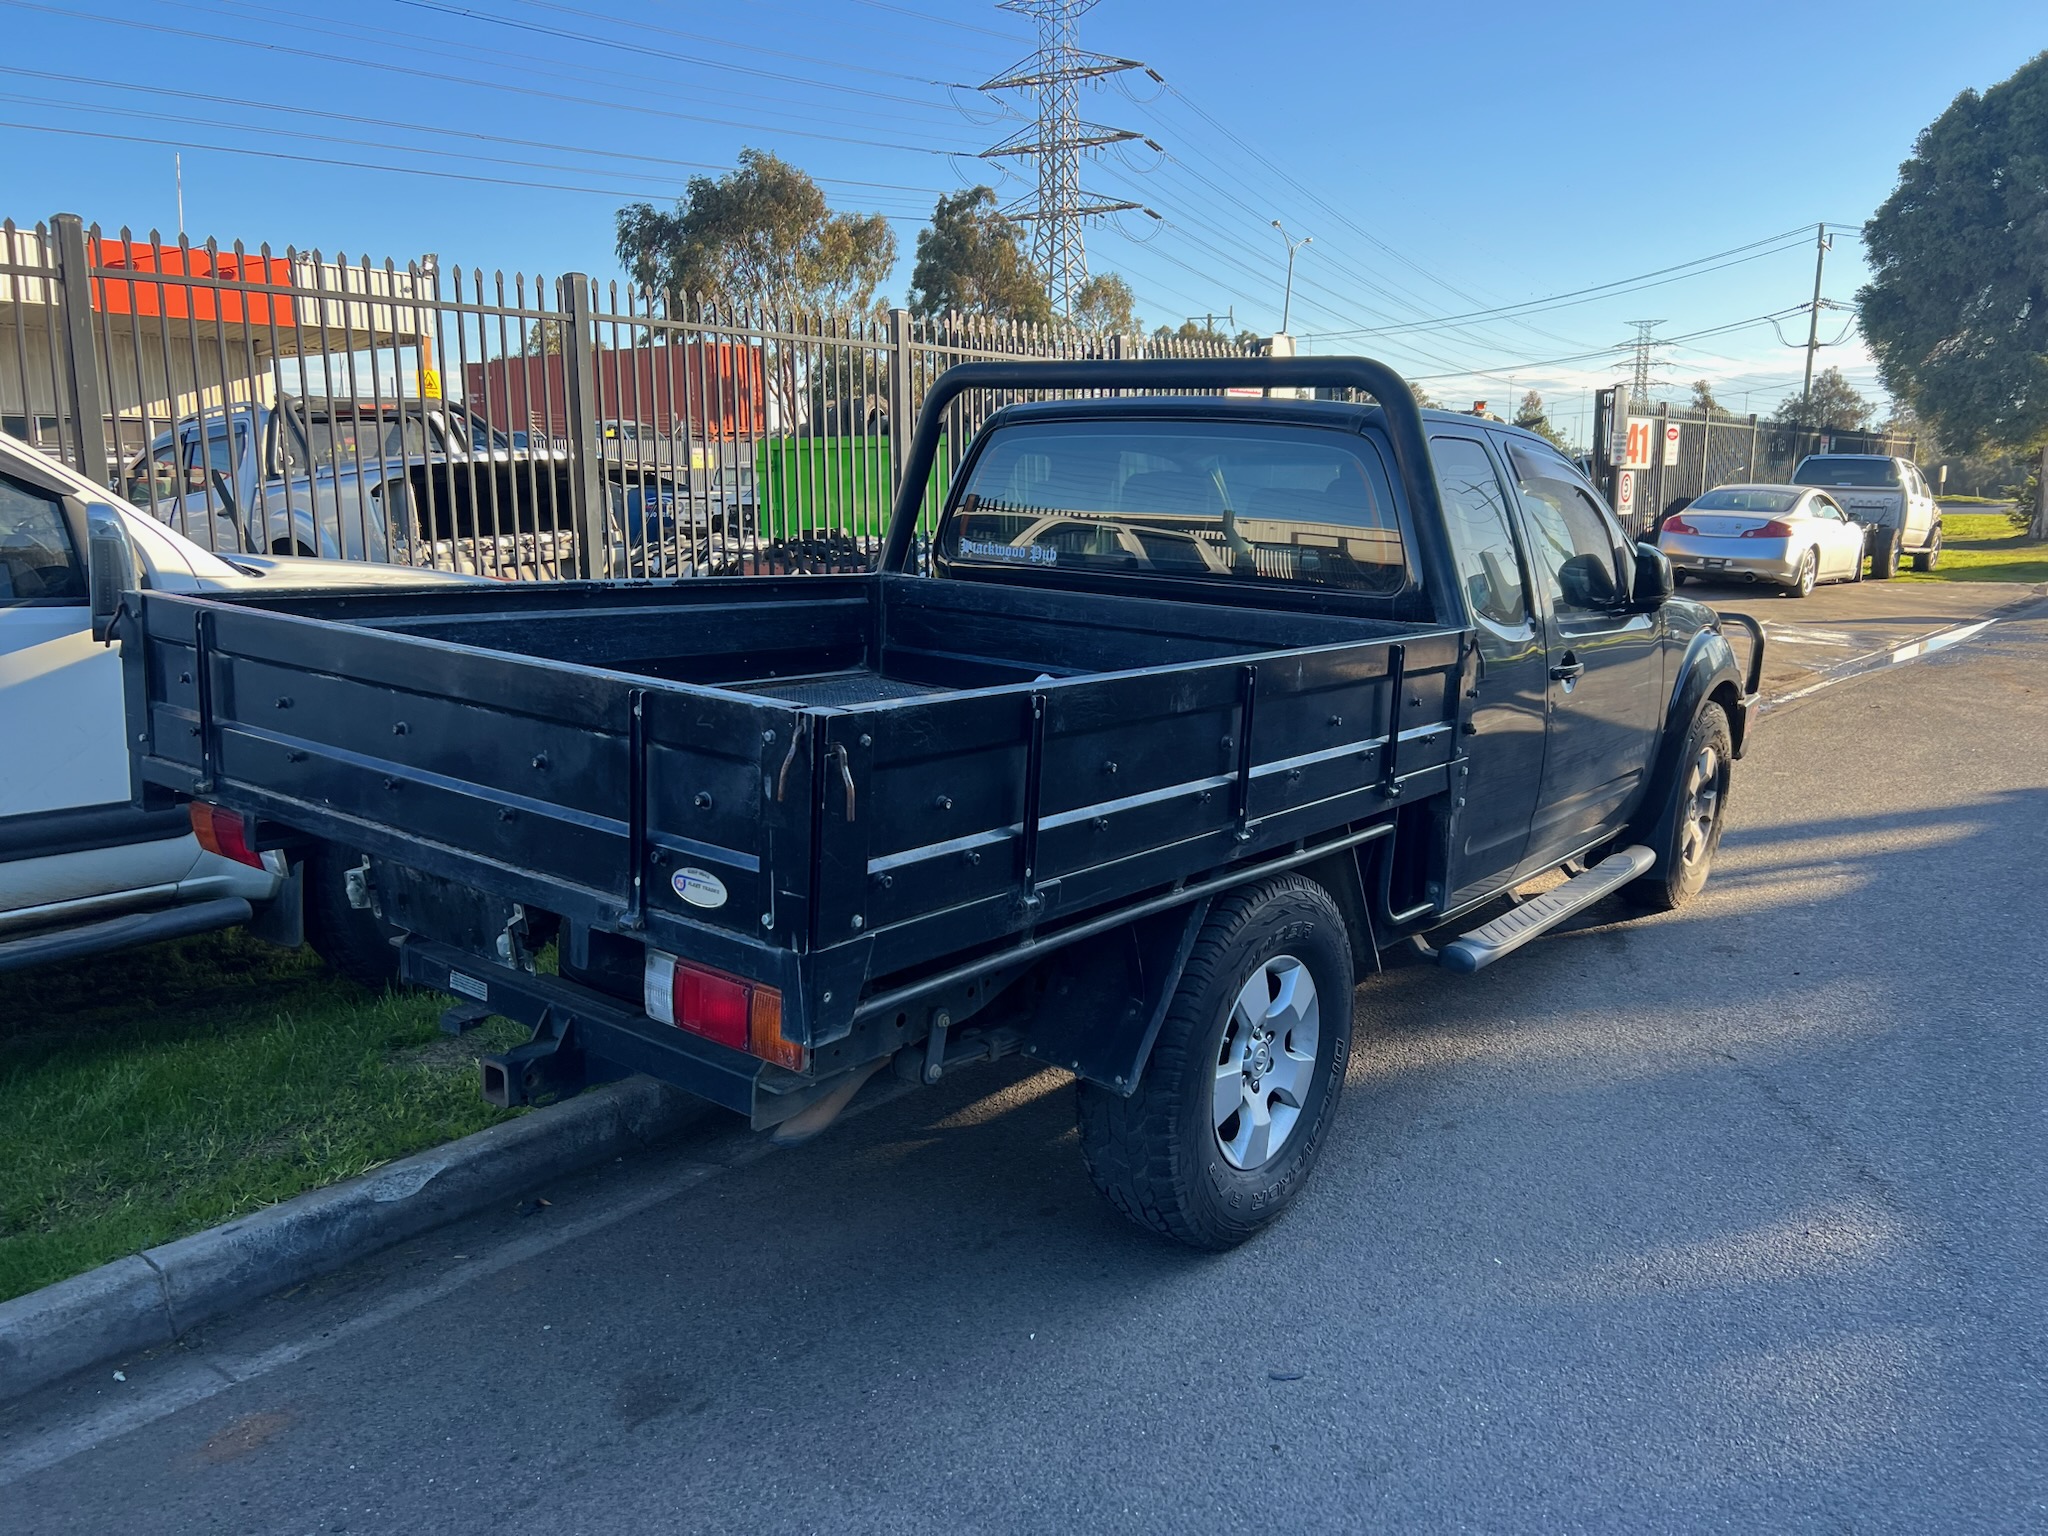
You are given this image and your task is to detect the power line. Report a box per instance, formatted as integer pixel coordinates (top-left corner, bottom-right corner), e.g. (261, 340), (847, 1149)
(1402, 308), (1812, 383)
(1132, 72), (1591, 346)
(1295, 228), (1817, 339)
(391, 0), (961, 108)
(188, 0), (973, 132)
(0, 67), (951, 196)
(847, 0), (1029, 41)
(1093, 150), (1600, 363)
(500, 0), (977, 86)
(3, 1), (976, 155)
(0, 117), (913, 205)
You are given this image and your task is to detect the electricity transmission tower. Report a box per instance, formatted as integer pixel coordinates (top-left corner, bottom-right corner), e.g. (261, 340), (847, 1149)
(1624, 319), (1668, 410)
(980, 0), (1146, 316)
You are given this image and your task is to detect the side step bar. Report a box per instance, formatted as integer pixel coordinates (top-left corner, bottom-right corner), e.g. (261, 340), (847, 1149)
(1436, 845), (1656, 975)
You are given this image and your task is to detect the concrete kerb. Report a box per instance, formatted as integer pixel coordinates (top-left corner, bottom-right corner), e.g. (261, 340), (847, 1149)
(0, 1076), (703, 1405)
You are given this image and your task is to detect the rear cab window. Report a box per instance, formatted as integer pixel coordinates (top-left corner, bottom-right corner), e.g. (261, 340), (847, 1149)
(1431, 435), (1530, 632)
(938, 417), (1412, 596)
(1794, 457), (1899, 488)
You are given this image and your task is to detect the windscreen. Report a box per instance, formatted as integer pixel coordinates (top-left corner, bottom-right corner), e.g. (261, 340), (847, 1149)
(1692, 488), (1800, 513)
(288, 408), (432, 469)
(940, 418), (1408, 593)
(1793, 457), (1898, 487)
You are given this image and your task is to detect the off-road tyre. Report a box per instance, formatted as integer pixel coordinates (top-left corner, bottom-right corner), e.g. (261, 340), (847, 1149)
(1076, 873), (1354, 1251)
(1913, 525), (1942, 572)
(1869, 527), (1900, 579)
(1624, 703), (1733, 914)
(303, 843), (408, 988)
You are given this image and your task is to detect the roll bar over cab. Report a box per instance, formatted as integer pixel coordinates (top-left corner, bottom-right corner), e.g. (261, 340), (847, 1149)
(124, 357), (1761, 1248)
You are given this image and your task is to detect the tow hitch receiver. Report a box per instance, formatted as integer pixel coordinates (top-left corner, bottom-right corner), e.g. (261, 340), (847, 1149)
(480, 1007), (583, 1108)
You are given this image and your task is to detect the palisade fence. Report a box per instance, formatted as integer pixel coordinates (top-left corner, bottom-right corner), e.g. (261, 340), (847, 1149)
(1, 213), (1250, 581)
(1624, 401), (1917, 532)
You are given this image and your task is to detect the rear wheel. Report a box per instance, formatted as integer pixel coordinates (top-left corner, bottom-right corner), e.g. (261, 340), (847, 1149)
(1869, 527), (1900, 579)
(1671, 570), (1689, 587)
(1625, 704), (1733, 913)
(1913, 525), (1942, 572)
(1076, 874), (1354, 1250)
(303, 843), (407, 988)
(1786, 547), (1818, 597)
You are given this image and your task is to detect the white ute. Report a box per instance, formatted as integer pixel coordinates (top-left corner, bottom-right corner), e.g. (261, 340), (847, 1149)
(0, 430), (475, 972)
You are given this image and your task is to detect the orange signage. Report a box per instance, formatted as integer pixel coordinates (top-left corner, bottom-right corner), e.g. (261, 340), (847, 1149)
(89, 240), (297, 327)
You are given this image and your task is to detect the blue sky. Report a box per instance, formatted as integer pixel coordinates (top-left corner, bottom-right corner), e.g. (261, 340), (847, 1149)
(2, 0), (2039, 443)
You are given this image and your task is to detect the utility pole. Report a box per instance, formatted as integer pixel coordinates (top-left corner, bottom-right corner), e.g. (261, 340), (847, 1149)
(1801, 222), (1833, 406)
(979, 0), (1145, 317)
(1271, 221), (1310, 335)
(1184, 307), (1234, 336)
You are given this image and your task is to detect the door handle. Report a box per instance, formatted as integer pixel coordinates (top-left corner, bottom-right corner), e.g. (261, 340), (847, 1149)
(1550, 654), (1585, 682)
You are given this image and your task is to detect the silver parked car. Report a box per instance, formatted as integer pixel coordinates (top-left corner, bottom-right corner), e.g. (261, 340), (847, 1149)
(1656, 484), (1867, 597)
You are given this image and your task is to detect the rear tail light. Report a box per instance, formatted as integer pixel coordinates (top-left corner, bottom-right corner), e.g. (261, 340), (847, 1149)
(1660, 517), (1698, 536)
(1741, 520), (1795, 539)
(189, 802), (263, 868)
(644, 951), (806, 1070)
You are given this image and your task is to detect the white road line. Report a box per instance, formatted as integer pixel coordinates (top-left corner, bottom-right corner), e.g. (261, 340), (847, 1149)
(1767, 619), (1998, 709)
(1761, 626), (1855, 647)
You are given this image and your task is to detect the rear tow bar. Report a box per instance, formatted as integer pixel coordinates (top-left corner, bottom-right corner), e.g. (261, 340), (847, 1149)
(1433, 845), (1656, 975)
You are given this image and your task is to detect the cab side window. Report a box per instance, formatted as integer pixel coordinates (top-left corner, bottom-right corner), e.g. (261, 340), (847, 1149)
(1506, 440), (1630, 615)
(0, 475), (86, 606)
(1432, 436), (1529, 630)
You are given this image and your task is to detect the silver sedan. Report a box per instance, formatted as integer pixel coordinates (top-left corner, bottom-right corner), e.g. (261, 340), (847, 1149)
(1656, 484), (1867, 597)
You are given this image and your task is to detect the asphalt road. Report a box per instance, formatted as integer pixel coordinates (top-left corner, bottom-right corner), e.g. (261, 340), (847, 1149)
(1684, 572), (2045, 697)
(6, 602), (2045, 1534)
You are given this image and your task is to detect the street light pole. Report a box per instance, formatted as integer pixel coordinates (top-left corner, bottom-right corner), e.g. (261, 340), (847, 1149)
(1271, 220), (1311, 335)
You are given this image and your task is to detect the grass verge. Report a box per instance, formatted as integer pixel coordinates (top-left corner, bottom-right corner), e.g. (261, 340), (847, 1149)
(1897, 512), (2048, 585)
(0, 930), (528, 1304)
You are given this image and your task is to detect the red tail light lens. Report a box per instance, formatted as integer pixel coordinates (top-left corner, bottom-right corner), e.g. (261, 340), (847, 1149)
(189, 802), (263, 868)
(1660, 517), (1698, 536)
(643, 952), (806, 1070)
(677, 964), (750, 1049)
(1741, 520), (1795, 539)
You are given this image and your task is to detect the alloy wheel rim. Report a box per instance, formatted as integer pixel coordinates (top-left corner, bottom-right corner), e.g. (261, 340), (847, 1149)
(1212, 955), (1320, 1171)
(1680, 744), (1722, 868)
(1799, 551), (1816, 593)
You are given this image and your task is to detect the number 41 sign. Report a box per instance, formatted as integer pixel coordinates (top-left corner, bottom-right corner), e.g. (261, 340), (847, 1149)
(1623, 416), (1655, 470)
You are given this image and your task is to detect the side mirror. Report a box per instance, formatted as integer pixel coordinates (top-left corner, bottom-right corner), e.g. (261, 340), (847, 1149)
(88, 508), (139, 643)
(1556, 552), (1618, 610)
(1632, 542), (1674, 609)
